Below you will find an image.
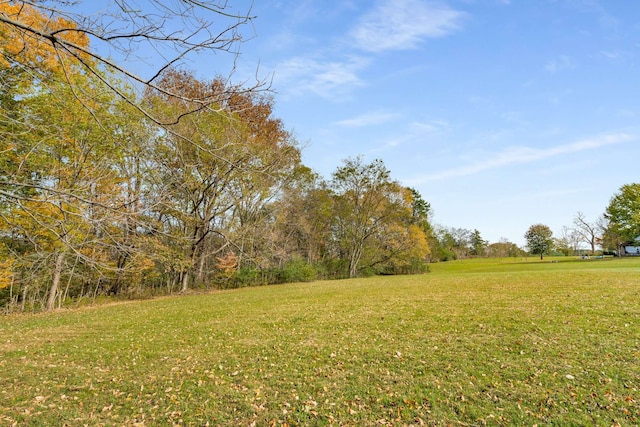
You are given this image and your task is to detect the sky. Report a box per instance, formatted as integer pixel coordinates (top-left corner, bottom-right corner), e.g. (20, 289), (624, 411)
(108, 0), (640, 246)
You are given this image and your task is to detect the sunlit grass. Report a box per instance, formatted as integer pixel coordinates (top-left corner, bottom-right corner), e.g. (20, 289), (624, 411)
(1, 257), (639, 425)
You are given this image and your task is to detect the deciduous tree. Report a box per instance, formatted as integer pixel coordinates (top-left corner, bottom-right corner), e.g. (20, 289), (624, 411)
(1, 75), (127, 309)
(271, 167), (335, 267)
(146, 69), (300, 290)
(573, 211), (600, 254)
(0, 1), (262, 125)
(524, 224), (554, 260)
(604, 183), (640, 254)
(331, 158), (428, 278)
(555, 226), (580, 257)
(486, 239), (523, 258)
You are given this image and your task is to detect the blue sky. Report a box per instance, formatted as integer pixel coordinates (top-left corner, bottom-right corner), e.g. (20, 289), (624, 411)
(115, 0), (640, 246)
(212, 0), (639, 246)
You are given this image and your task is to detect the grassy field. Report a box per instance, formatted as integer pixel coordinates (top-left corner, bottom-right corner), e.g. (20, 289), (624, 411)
(1, 257), (639, 426)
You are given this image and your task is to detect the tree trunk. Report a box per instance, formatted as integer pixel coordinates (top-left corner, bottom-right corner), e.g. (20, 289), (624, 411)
(21, 284), (27, 312)
(47, 251), (65, 311)
(181, 270), (190, 292)
(197, 251), (206, 284)
(349, 243), (362, 278)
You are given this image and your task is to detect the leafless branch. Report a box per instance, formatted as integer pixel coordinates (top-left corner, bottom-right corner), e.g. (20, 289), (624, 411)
(1, 1), (266, 120)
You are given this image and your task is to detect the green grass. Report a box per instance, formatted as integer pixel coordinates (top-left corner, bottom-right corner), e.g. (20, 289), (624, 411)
(1, 257), (640, 426)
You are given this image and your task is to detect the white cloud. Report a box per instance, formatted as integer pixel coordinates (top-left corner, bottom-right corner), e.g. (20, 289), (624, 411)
(410, 119), (449, 133)
(268, 1), (465, 99)
(274, 55), (370, 99)
(369, 119), (449, 152)
(351, 0), (464, 52)
(545, 55), (574, 73)
(407, 133), (634, 183)
(334, 111), (401, 127)
(599, 50), (632, 63)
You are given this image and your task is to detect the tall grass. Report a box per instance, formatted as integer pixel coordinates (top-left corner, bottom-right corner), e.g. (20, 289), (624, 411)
(1, 257), (639, 425)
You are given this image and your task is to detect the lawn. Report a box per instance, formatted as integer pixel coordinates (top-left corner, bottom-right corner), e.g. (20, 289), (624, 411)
(1, 257), (639, 425)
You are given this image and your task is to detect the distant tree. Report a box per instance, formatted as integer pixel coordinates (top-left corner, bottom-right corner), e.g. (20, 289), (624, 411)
(555, 226), (580, 256)
(573, 212), (600, 254)
(449, 227), (473, 258)
(524, 224), (554, 260)
(430, 226), (473, 261)
(408, 188), (436, 262)
(604, 183), (640, 254)
(431, 227), (456, 261)
(470, 229), (487, 256)
(486, 239), (523, 258)
(597, 215), (619, 254)
(408, 188), (431, 227)
(367, 187), (430, 275)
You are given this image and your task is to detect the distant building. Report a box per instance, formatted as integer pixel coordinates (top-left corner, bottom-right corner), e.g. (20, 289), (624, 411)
(623, 236), (640, 256)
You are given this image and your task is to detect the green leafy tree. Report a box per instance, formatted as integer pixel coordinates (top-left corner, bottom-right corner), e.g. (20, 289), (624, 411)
(331, 158), (392, 278)
(431, 226), (474, 260)
(432, 227), (457, 261)
(1, 74), (132, 309)
(331, 158), (428, 278)
(470, 229), (487, 256)
(408, 188), (437, 263)
(486, 239), (523, 258)
(604, 183), (640, 254)
(408, 188), (431, 227)
(524, 224), (554, 260)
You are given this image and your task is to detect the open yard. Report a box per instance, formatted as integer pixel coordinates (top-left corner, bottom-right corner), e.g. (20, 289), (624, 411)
(1, 257), (639, 426)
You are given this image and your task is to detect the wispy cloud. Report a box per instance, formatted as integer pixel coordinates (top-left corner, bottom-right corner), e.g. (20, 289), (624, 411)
(599, 49), (632, 63)
(334, 111), (401, 127)
(274, 55), (370, 99)
(545, 55), (574, 73)
(369, 119), (449, 153)
(407, 133), (634, 183)
(268, 1), (463, 100)
(350, 0), (465, 52)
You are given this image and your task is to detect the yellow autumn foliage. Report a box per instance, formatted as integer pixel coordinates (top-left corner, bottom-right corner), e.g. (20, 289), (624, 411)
(407, 223), (431, 258)
(0, 2), (91, 71)
(0, 259), (12, 289)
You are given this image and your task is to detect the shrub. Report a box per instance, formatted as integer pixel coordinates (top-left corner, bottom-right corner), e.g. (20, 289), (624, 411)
(232, 267), (264, 288)
(278, 259), (317, 283)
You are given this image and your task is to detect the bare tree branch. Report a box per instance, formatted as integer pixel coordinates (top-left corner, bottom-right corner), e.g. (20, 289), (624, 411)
(1, 1), (265, 120)
(573, 211), (599, 254)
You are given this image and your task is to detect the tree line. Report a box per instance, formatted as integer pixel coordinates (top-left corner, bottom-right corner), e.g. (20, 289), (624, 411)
(524, 183), (640, 259)
(2, 2), (638, 311)
(0, 2), (436, 311)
